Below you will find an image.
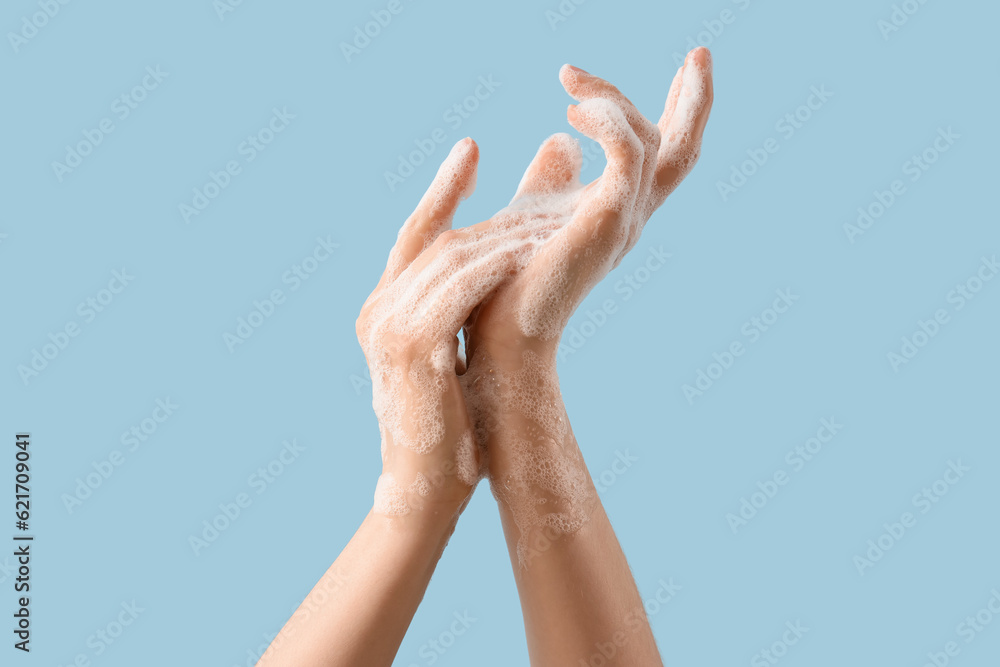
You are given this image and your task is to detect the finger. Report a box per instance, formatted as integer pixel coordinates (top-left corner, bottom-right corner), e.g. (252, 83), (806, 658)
(560, 65), (660, 203)
(378, 138), (480, 291)
(568, 97), (643, 215)
(660, 65), (685, 137)
(405, 235), (526, 348)
(437, 245), (521, 333)
(564, 97), (643, 255)
(652, 47), (713, 209)
(386, 214), (520, 318)
(511, 133), (583, 201)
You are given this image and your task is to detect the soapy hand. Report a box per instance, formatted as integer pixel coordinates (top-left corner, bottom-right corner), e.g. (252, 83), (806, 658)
(466, 47), (713, 361)
(452, 48), (714, 565)
(356, 138), (528, 517)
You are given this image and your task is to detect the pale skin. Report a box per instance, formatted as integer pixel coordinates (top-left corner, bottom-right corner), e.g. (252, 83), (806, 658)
(258, 46), (713, 667)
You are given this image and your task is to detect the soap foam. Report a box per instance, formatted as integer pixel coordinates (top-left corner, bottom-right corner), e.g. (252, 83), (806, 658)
(372, 471), (435, 516)
(463, 348), (595, 565)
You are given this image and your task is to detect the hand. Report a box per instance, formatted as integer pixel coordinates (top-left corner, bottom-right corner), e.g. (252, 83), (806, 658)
(459, 48), (714, 564)
(467, 47), (714, 363)
(357, 138), (520, 519)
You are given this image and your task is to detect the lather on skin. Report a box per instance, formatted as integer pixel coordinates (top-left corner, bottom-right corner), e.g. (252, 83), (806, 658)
(258, 46), (712, 667)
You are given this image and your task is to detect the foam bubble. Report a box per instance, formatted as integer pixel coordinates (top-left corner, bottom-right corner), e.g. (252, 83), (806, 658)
(373, 473), (409, 516)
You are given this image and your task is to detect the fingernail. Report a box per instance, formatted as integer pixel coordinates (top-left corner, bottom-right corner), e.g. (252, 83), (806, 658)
(567, 104), (579, 121)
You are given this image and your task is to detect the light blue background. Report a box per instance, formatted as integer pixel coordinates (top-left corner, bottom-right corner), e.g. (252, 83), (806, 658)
(2, 0), (998, 665)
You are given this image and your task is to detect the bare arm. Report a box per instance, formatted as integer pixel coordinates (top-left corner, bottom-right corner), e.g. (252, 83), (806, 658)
(467, 340), (660, 665)
(259, 138), (508, 666)
(258, 505), (461, 666)
(462, 47), (714, 665)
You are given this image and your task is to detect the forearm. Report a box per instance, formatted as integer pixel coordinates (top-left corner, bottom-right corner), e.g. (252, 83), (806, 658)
(258, 507), (459, 667)
(467, 344), (661, 665)
(496, 492), (660, 666)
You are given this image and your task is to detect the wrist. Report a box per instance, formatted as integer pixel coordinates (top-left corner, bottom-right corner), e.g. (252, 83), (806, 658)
(373, 465), (473, 523)
(365, 504), (462, 562)
(468, 334), (560, 373)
